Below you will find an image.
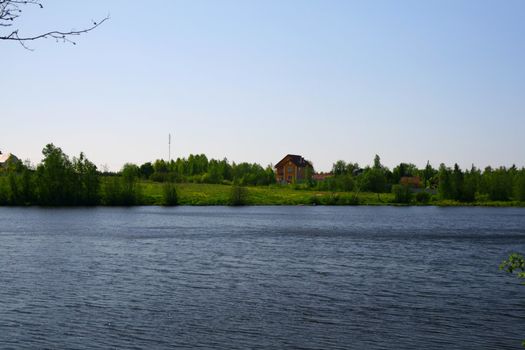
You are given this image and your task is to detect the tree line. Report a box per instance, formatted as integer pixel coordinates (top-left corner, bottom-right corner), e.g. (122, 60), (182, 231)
(318, 155), (525, 203)
(0, 144), (143, 206)
(138, 155), (276, 186)
(0, 144), (275, 206)
(1, 144), (524, 206)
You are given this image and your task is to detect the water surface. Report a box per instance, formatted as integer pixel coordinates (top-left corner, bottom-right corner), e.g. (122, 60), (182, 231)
(1, 206), (524, 349)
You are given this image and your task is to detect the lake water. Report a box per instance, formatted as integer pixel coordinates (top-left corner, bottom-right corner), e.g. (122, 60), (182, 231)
(1, 206), (525, 349)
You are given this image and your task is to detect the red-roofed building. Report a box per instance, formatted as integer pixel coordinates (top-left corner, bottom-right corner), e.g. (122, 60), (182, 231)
(312, 172), (333, 182)
(400, 176), (421, 188)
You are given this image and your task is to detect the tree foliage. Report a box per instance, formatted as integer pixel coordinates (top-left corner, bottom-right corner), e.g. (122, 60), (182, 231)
(500, 253), (525, 347)
(229, 185), (248, 206)
(1, 145), (525, 206)
(162, 182), (178, 206)
(145, 155), (275, 186)
(500, 253), (525, 279)
(392, 184), (412, 204)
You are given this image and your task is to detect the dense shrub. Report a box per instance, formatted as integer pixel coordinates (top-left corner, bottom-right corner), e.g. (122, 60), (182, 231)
(392, 185), (412, 204)
(415, 191), (431, 204)
(321, 193), (340, 205)
(163, 182), (178, 206)
(309, 195), (321, 205)
(229, 185), (248, 206)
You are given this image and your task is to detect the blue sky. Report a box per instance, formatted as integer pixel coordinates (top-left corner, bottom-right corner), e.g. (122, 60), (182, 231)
(3, 0), (525, 171)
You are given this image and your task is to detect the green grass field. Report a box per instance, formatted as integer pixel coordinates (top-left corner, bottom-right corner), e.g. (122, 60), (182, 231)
(139, 181), (525, 206)
(140, 181), (390, 205)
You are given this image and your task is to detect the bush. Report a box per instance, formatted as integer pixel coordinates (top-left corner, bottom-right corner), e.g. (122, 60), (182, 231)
(101, 175), (142, 206)
(308, 195), (321, 205)
(229, 185), (248, 206)
(102, 177), (122, 205)
(392, 184), (412, 204)
(343, 195), (360, 205)
(321, 193), (340, 205)
(150, 172), (168, 182)
(163, 182), (178, 206)
(293, 182), (311, 190)
(415, 191), (431, 204)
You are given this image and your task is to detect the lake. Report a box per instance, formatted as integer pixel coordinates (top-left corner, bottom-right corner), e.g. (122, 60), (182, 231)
(0, 206), (524, 349)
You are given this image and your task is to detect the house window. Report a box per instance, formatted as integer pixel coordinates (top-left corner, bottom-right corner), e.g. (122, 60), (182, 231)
(287, 166), (293, 173)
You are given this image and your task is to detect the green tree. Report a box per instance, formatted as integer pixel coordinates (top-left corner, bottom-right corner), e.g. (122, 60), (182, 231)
(484, 167), (512, 201)
(102, 176), (122, 206)
(451, 164), (464, 200)
(7, 166), (35, 205)
(139, 162), (154, 179)
(153, 159), (168, 174)
(266, 165), (277, 185)
(438, 164), (454, 200)
(364, 167), (387, 201)
(392, 162), (417, 184)
(120, 163), (141, 205)
(373, 154), (382, 169)
(205, 159), (223, 183)
(337, 174), (354, 192)
(0, 177), (9, 205)
(73, 152), (100, 205)
(36, 144), (76, 205)
(332, 160), (347, 176)
(460, 168), (478, 202)
(515, 170), (525, 201)
(363, 155), (387, 199)
(422, 161), (437, 188)
(219, 158), (233, 181)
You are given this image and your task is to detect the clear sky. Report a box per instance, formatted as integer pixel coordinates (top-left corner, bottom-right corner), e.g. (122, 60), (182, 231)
(3, 0), (525, 172)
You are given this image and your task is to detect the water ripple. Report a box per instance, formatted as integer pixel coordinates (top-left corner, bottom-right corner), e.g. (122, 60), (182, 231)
(0, 206), (524, 349)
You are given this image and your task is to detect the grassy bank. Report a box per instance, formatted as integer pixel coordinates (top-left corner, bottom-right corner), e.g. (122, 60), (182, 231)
(139, 182), (525, 206)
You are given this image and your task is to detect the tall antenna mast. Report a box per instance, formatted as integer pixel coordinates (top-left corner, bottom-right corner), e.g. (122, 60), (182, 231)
(168, 133), (171, 163)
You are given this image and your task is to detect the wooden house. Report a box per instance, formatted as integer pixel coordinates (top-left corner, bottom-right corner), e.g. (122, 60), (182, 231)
(275, 154), (312, 184)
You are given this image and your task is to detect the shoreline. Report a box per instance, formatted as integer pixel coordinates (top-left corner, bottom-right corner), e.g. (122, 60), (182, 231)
(2, 182), (524, 208)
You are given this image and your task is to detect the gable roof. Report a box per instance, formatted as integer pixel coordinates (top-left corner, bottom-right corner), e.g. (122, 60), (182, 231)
(275, 154), (311, 168)
(0, 152), (18, 164)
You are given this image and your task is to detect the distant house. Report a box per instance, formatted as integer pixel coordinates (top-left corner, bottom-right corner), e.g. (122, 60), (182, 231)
(400, 176), (421, 188)
(0, 151), (19, 168)
(312, 172), (333, 182)
(275, 154), (312, 184)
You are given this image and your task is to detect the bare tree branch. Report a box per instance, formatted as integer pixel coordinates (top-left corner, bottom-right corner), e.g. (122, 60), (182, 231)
(0, 0), (107, 50)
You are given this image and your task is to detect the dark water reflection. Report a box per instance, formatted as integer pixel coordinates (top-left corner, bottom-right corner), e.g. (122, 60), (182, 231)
(1, 206), (525, 349)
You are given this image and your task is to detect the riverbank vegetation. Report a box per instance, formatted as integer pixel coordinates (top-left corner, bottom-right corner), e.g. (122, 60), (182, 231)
(1, 143), (525, 206)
